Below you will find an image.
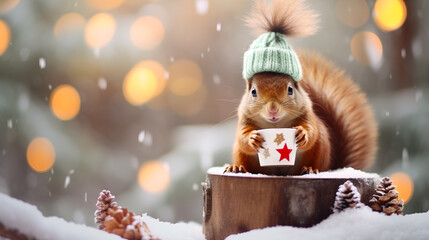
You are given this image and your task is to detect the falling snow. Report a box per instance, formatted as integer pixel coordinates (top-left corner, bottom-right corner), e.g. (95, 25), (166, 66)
(216, 23), (221, 31)
(48, 84), (52, 90)
(138, 131), (153, 146)
(39, 58), (46, 69)
(98, 77), (107, 90)
(84, 192), (87, 203)
(213, 74), (221, 85)
(401, 48), (406, 58)
(192, 183), (198, 191)
(170, 57), (175, 62)
(64, 176), (70, 188)
(402, 148), (409, 169)
(7, 119), (13, 128)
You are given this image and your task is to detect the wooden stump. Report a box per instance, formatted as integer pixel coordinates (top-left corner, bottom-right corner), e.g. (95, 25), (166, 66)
(202, 169), (378, 240)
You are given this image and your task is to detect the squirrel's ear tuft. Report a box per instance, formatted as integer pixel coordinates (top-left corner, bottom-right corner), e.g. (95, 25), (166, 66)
(246, 0), (319, 38)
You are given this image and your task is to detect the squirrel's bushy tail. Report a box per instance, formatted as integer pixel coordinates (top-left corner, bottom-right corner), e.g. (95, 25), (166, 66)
(299, 52), (378, 169)
(246, 0), (319, 37)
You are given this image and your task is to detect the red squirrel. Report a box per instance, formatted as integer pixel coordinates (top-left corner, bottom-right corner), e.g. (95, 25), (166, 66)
(226, 0), (378, 175)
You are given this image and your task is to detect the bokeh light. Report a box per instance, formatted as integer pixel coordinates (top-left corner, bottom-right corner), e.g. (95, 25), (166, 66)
(85, 13), (116, 49)
(130, 16), (165, 51)
(168, 59), (203, 97)
(135, 60), (166, 96)
(335, 0), (369, 28)
(50, 84), (81, 121)
(85, 0), (124, 10)
(390, 172), (414, 204)
(373, 0), (407, 32)
(138, 160), (170, 194)
(350, 31), (383, 67)
(54, 13), (86, 38)
(26, 138), (55, 173)
(123, 66), (158, 106)
(0, 0), (20, 14)
(0, 20), (11, 56)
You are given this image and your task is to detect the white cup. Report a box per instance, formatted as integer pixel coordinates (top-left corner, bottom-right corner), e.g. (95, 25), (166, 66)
(256, 128), (297, 167)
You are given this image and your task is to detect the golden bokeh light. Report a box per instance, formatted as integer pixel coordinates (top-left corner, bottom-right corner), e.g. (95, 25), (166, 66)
(350, 31), (383, 67)
(390, 172), (414, 204)
(27, 138), (55, 173)
(54, 13), (86, 38)
(335, 0), (369, 28)
(123, 66), (158, 106)
(0, 20), (11, 57)
(373, 0), (407, 32)
(50, 84), (81, 121)
(138, 161), (170, 194)
(85, 0), (124, 10)
(168, 59), (203, 97)
(85, 13), (116, 49)
(130, 16), (165, 51)
(0, 0), (20, 14)
(134, 60), (166, 96)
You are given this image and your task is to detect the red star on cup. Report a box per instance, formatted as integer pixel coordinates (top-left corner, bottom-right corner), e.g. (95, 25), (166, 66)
(276, 143), (293, 162)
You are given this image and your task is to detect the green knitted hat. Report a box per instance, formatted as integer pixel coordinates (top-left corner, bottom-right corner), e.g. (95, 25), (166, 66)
(243, 32), (302, 82)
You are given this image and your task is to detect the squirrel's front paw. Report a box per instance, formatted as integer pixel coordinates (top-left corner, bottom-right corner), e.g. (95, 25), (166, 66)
(224, 165), (247, 173)
(295, 126), (309, 149)
(249, 131), (264, 152)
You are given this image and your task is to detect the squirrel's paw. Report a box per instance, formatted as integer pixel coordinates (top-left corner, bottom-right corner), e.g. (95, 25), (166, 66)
(295, 126), (309, 148)
(249, 131), (265, 152)
(301, 166), (319, 175)
(223, 165), (247, 174)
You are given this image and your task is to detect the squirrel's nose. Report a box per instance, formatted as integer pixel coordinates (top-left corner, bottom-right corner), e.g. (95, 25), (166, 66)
(268, 108), (278, 115)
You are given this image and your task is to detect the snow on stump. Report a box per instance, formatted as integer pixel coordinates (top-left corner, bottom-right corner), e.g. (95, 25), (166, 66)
(202, 167), (379, 240)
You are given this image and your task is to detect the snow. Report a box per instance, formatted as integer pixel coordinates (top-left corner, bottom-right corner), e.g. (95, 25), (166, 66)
(216, 23), (221, 31)
(208, 166), (380, 179)
(0, 192), (205, 240)
(0, 193), (123, 240)
(39, 58), (46, 69)
(98, 77), (107, 90)
(227, 207), (429, 240)
(139, 214), (205, 240)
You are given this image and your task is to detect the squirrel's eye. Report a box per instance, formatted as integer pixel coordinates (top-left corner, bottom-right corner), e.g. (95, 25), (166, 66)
(288, 86), (293, 95)
(251, 88), (257, 97)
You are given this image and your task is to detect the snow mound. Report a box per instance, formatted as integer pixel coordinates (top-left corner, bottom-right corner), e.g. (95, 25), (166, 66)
(208, 166), (380, 179)
(0, 193), (123, 240)
(0, 193), (205, 240)
(139, 214), (205, 240)
(227, 207), (429, 240)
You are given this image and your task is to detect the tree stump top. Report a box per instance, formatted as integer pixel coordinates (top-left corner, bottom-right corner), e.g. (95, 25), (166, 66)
(202, 167), (379, 240)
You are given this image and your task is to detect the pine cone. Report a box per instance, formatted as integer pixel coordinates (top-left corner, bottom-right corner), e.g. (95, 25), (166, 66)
(333, 180), (362, 213)
(95, 190), (118, 230)
(369, 177), (404, 215)
(95, 190), (159, 240)
(104, 207), (142, 240)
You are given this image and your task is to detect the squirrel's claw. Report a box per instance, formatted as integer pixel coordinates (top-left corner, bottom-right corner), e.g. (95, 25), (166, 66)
(224, 165), (247, 174)
(249, 131), (264, 152)
(295, 126), (309, 149)
(301, 166), (319, 175)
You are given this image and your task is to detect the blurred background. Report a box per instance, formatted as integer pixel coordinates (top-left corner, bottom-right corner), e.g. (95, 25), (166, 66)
(0, 0), (428, 227)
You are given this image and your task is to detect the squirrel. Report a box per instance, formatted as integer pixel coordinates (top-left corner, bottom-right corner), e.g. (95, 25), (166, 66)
(225, 0), (378, 175)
